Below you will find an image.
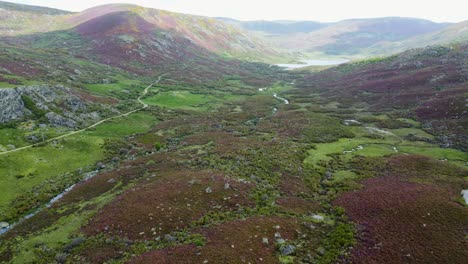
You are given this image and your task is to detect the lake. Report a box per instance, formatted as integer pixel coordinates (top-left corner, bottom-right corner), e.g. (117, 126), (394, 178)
(276, 59), (349, 69)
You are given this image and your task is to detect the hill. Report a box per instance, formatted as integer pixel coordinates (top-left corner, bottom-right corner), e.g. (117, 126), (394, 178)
(0, 2), (284, 62)
(217, 18), (327, 35)
(266, 17), (451, 55)
(364, 20), (468, 55)
(293, 44), (468, 150)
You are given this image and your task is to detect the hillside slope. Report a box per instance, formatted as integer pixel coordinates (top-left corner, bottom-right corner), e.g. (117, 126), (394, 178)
(268, 17), (451, 55)
(294, 44), (468, 150)
(364, 20), (468, 55)
(0, 2), (283, 62)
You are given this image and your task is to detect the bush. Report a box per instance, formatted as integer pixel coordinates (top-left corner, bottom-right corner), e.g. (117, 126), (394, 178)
(21, 95), (46, 119)
(303, 126), (355, 143)
(154, 142), (163, 151)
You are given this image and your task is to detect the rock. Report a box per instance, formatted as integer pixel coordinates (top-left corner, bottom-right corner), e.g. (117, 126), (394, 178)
(224, 183), (230, 189)
(276, 238), (286, 245)
(324, 171), (333, 179)
(164, 234), (177, 242)
(119, 148), (129, 155)
(27, 135), (39, 142)
(262, 237), (269, 245)
(0, 222), (9, 229)
(46, 112), (77, 128)
(205, 187), (212, 194)
(107, 178), (116, 184)
(260, 194), (269, 201)
(96, 162), (106, 170)
(274, 232), (282, 238)
(280, 245), (296, 256)
(55, 253), (68, 264)
(317, 247), (326, 256)
(312, 214), (325, 221)
(64, 237), (86, 252)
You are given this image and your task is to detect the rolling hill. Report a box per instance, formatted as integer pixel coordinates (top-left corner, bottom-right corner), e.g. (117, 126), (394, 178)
(263, 17), (452, 56)
(0, 1), (284, 62)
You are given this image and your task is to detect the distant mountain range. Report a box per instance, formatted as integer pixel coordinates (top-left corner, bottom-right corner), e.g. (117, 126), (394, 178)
(218, 17), (467, 57)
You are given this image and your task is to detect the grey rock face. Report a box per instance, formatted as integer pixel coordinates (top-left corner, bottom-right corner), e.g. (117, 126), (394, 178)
(46, 112), (77, 128)
(0, 85), (102, 127)
(0, 88), (26, 122)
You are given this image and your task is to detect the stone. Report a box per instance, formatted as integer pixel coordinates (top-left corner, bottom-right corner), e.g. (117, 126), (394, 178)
(205, 187), (212, 194)
(317, 247), (326, 256)
(164, 234), (177, 242)
(224, 183), (230, 189)
(312, 214), (325, 221)
(276, 238), (286, 245)
(280, 245), (296, 256)
(64, 237), (86, 252)
(274, 232), (282, 238)
(55, 253), (68, 264)
(96, 162), (106, 170)
(262, 237), (269, 245)
(46, 112), (77, 128)
(0, 222), (9, 229)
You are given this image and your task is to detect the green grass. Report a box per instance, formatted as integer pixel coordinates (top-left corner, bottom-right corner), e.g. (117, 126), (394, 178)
(0, 112), (157, 221)
(85, 78), (143, 97)
(398, 143), (467, 164)
(305, 136), (467, 168)
(305, 138), (399, 166)
(0, 135), (105, 212)
(143, 90), (219, 111)
(0, 128), (28, 149)
(86, 112), (157, 138)
(332, 171), (358, 182)
(10, 189), (118, 263)
(390, 128), (434, 139)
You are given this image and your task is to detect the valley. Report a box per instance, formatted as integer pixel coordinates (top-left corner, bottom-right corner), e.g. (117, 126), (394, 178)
(0, 1), (467, 264)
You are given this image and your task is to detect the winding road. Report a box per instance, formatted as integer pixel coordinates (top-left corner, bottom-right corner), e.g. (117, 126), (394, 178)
(0, 74), (167, 156)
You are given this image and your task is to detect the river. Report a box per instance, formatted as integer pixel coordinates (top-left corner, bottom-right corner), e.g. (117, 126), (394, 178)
(276, 59), (349, 70)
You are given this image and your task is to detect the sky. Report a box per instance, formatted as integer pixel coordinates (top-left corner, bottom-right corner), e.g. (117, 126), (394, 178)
(5, 0), (468, 22)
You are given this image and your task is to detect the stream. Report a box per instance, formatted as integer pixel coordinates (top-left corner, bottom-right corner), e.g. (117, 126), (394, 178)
(0, 170), (99, 236)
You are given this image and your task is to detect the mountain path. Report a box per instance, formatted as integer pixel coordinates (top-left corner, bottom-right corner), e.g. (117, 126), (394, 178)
(0, 74), (167, 156)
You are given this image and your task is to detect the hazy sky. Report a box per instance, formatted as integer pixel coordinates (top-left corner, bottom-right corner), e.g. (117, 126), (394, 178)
(5, 0), (468, 22)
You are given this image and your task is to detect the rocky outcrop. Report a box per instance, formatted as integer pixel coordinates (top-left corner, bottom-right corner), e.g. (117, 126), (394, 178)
(0, 88), (27, 122)
(46, 112), (77, 128)
(0, 85), (102, 128)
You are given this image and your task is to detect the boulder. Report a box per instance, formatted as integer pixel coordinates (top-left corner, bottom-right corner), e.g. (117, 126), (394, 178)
(0, 222), (9, 229)
(280, 245), (296, 256)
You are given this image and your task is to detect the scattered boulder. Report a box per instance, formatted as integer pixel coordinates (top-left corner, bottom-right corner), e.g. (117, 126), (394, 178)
(280, 245), (296, 256)
(64, 237), (86, 252)
(55, 253), (68, 264)
(0, 222), (9, 229)
(96, 162), (106, 170)
(164, 234), (177, 242)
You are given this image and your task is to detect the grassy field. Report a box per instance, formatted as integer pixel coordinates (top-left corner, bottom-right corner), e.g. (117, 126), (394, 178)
(0, 112), (157, 222)
(0, 135), (105, 215)
(305, 126), (467, 168)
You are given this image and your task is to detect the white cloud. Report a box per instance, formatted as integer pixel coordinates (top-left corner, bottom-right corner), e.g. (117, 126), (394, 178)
(4, 0), (468, 22)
